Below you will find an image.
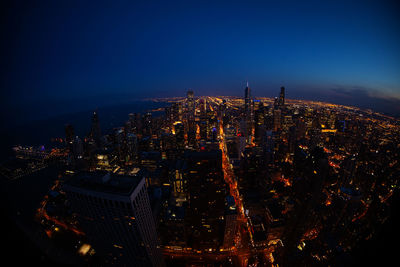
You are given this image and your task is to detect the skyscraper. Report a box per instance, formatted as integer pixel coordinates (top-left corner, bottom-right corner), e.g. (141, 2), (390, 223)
(223, 196), (238, 249)
(126, 133), (138, 163)
(184, 150), (225, 250)
(143, 112), (153, 137)
(63, 172), (164, 266)
(244, 82), (253, 140)
(173, 121), (185, 149)
(72, 136), (84, 163)
(187, 90), (195, 119)
(279, 86), (285, 107)
(186, 90), (196, 147)
(273, 109), (282, 132)
(65, 124), (75, 145)
(90, 111), (102, 147)
(244, 81), (251, 117)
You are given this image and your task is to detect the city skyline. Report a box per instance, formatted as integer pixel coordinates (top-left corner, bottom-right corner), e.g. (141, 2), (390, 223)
(1, 1), (400, 266)
(1, 84), (400, 266)
(1, 1), (400, 122)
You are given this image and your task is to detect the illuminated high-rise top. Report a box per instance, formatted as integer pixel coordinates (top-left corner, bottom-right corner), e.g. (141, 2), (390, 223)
(244, 82), (251, 114)
(187, 90), (195, 119)
(279, 86), (285, 107)
(90, 111), (102, 146)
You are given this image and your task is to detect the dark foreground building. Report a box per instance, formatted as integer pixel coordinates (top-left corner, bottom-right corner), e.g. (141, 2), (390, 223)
(63, 171), (164, 266)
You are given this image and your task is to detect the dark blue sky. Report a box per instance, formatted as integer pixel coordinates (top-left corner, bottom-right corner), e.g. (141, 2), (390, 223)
(1, 0), (400, 121)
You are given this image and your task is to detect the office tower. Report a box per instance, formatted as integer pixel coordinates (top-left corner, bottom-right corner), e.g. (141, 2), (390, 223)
(265, 107), (274, 131)
(187, 90), (195, 119)
(184, 150), (225, 250)
(171, 103), (179, 122)
(165, 107), (172, 124)
(295, 118), (306, 140)
(63, 172), (164, 267)
(131, 113), (142, 134)
(244, 81), (251, 116)
(199, 98), (207, 115)
(129, 113), (135, 125)
(254, 101), (265, 143)
(142, 112), (153, 137)
(223, 196), (238, 249)
(282, 115), (293, 132)
(187, 90), (196, 148)
(264, 130), (274, 163)
(90, 111), (102, 147)
(72, 136), (84, 161)
(170, 159), (187, 196)
(279, 86), (285, 107)
(273, 109), (282, 132)
(244, 82), (253, 140)
(238, 134), (246, 160)
(114, 128), (124, 162)
(199, 120), (208, 141)
(288, 125), (296, 154)
(124, 113), (135, 134)
(124, 120), (132, 134)
(65, 124), (75, 145)
(173, 121), (185, 149)
(126, 133), (138, 163)
(274, 97), (279, 110)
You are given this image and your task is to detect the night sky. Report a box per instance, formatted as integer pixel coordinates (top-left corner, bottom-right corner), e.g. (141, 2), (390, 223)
(1, 0), (400, 123)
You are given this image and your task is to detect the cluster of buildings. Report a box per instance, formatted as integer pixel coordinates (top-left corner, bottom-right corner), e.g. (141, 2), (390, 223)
(21, 84), (400, 266)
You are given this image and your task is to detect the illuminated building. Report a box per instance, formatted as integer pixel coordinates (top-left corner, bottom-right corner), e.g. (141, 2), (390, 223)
(64, 172), (164, 267)
(244, 82), (253, 141)
(254, 101), (265, 144)
(142, 112), (153, 137)
(187, 90), (197, 148)
(244, 82), (251, 117)
(279, 86), (285, 107)
(199, 120), (208, 140)
(170, 160), (187, 195)
(126, 133), (138, 163)
(173, 121), (185, 149)
(184, 150), (225, 250)
(72, 136), (84, 163)
(273, 109), (281, 132)
(90, 111), (102, 148)
(113, 128), (125, 162)
(264, 130), (274, 163)
(65, 124), (75, 146)
(132, 112), (142, 134)
(223, 196), (238, 249)
(140, 151), (161, 174)
(172, 102), (183, 122)
(187, 90), (195, 120)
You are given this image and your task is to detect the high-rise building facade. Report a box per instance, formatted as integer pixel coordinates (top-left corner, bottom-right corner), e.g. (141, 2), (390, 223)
(65, 124), (75, 145)
(244, 82), (253, 140)
(90, 111), (102, 147)
(63, 172), (164, 266)
(184, 150), (225, 250)
(187, 90), (195, 119)
(279, 86), (285, 107)
(223, 196), (238, 249)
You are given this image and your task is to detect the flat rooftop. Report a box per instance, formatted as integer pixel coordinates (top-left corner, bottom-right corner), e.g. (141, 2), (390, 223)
(64, 171), (143, 196)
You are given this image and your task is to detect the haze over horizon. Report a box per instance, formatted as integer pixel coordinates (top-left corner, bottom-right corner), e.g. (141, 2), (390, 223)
(1, 0), (400, 122)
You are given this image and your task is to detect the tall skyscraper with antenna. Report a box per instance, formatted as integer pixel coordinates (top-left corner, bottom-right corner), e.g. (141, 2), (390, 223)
(90, 111), (102, 147)
(244, 81), (253, 141)
(279, 86), (285, 107)
(244, 81), (251, 116)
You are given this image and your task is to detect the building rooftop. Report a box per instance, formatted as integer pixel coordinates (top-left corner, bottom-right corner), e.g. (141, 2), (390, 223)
(64, 171), (143, 196)
(225, 195), (237, 215)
